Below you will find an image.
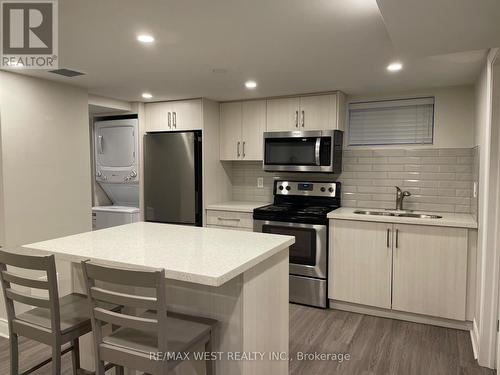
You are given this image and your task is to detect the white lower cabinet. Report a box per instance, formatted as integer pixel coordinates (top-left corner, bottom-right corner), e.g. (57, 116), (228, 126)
(330, 220), (392, 309)
(329, 219), (468, 321)
(392, 224), (467, 320)
(206, 209), (253, 231)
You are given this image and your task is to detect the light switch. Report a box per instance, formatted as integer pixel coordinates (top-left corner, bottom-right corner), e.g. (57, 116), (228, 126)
(257, 177), (264, 188)
(473, 182), (478, 198)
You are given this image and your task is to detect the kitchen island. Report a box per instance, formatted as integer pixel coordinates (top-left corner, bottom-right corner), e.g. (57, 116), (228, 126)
(23, 222), (294, 375)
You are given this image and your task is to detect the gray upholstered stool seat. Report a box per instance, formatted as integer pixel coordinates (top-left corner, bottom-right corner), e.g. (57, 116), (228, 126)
(103, 310), (216, 355)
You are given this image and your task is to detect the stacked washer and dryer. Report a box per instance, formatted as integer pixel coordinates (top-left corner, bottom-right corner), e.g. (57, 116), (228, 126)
(92, 117), (140, 230)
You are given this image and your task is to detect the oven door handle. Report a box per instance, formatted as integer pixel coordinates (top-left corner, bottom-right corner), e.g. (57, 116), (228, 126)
(314, 138), (321, 166)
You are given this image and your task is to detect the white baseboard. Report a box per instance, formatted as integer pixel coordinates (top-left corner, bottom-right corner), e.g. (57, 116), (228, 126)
(0, 318), (8, 338)
(330, 300), (472, 330)
(470, 318), (479, 359)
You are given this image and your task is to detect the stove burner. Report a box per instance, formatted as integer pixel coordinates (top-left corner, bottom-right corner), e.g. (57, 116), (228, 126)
(253, 181), (341, 225)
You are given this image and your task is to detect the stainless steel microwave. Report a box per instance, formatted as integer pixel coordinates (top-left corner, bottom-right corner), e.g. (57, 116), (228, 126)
(263, 130), (343, 173)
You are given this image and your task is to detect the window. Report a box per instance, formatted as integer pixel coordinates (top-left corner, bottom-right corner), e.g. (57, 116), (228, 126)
(348, 97), (434, 146)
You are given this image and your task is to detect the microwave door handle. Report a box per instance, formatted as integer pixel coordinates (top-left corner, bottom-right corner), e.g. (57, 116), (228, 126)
(315, 138), (321, 166)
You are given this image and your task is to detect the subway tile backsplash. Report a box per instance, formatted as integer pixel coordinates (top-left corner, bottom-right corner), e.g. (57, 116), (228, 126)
(229, 147), (476, 214)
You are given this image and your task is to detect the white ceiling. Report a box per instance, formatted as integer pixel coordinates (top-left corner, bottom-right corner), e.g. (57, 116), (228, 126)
(377, 0), (500, 57)
(9, 0), (497, 102)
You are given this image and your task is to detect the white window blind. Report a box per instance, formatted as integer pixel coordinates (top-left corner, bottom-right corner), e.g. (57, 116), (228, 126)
(348, 97), (435, 146)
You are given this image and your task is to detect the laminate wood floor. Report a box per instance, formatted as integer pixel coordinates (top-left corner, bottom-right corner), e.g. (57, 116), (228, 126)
(0, 304), (494, 374)
(290, 304), (494, 375)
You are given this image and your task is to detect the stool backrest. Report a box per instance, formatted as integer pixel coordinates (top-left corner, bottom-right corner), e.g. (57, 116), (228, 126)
(81, 260), (168, 355)
(0, 249), (61, 342)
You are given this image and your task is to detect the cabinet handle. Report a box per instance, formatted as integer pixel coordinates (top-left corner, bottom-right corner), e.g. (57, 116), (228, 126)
(168, 112), (172, 129)
(237, 141), (241, 157)
(386, 228), (390, 248)
(173, 111), (177, 128)
(217, 217), (241, 221)
(301, 110), (305, 127)
(396, 229), (399, 248)
(242, 141), (246, 158)
(295, 111), (299, 127)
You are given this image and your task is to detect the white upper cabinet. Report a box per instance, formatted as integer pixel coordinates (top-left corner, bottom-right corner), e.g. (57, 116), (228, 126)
(241, 100), (266, 160)
(266, 97), (300, 131)
(171, 100), (202, 130)
(266, 93), (343, 132)
(144, 102), (168, 132)
(219, 100), (267, 161)
(145, 99), (202, 132)
(299, 95), (338, 130)
(220, 102), (242, 160)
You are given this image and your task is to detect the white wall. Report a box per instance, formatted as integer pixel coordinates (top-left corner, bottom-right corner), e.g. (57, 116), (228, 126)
(0, 72), (92, 246)
(0, 72), (92, 324)
(472, 48), (499, 369)
(347, 85), (475, 148)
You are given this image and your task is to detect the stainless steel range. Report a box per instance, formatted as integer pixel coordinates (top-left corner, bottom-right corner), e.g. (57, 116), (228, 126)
(253, 180), (341, 308)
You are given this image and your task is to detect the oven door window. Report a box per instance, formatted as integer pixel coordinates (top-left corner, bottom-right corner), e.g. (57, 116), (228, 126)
(262, 225), (316, 266)
(264, 137), (318, 166)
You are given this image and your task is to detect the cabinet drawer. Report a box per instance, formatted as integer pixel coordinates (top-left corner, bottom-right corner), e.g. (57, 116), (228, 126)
(206, 224), (253, 232)
(206, 210), (253, 229)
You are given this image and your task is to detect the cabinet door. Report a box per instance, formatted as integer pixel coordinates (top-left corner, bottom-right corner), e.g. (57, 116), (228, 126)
(241, 100), (266, 160)
(299, 94), (337, 130)
(145, 102), (171, 132)
(171, 99), (202, 131)
(266, 97), (300, 131)
(392, 224), (467, 320)
(329, 220), (392, 308)
(219, 102), (242, 160)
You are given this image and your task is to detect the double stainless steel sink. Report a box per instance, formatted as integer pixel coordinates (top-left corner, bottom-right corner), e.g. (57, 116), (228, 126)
(353, 210), (442, 219)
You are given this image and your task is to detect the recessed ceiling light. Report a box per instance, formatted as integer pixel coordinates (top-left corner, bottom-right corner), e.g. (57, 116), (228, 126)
(142, 93), (153, 99)
(245, 80), (257, 89)
(387, 62), (403, 72)
(137, 35), (154, 43)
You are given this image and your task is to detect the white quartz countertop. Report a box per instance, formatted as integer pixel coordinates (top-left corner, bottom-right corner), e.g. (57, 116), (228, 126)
(23, 222), (294, 287)
(327, 207), (478, 229)
(206, 201), (270, 213)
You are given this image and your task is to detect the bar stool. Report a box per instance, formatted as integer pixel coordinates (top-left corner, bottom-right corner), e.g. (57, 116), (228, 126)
(81, 260), (217, 375)
(0, 249), (121, 375)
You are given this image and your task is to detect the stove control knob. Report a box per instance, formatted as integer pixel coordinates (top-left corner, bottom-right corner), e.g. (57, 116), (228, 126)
(286, 186), (291, 191)
(328, 187), (334, 193)
(320, 187), (326, 192)
(278, 185), (284, 191)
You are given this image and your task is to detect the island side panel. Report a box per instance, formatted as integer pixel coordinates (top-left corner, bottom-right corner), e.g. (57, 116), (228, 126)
(242, 248), (289, 375)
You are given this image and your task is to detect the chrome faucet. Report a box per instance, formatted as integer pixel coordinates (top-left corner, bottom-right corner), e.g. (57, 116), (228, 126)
(395, 186), (411, 211)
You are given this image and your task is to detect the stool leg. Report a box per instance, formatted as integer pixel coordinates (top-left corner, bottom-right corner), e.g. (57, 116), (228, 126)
(71, 338), (80, 374)
(205, 334), (215, 375)
(9, 333), (19, 375)
(51, 343), (61, 375)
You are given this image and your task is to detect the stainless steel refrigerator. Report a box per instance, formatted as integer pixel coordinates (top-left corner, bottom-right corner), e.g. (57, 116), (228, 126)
(144, 131), (202, 226)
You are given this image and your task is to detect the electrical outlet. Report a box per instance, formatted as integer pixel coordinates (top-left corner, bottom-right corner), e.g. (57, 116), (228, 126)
(257, 177), (264, 188)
